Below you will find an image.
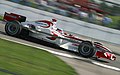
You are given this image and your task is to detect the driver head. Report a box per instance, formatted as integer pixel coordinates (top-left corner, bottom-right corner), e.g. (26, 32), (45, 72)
(52, 19), (57, 22)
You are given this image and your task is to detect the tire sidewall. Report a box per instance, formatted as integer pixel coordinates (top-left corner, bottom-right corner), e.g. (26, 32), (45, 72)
(5, 21), (22, 36)
(78, 42), (96, 58)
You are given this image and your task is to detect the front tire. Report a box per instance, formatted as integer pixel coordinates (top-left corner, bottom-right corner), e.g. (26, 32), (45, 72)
(5, 21), (22, 37)
(78, 41), (96, 58)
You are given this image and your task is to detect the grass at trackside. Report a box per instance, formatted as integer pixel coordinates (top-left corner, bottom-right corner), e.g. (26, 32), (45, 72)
(107, 16), (120, 29)
(0, 71), (12, 75)
(0, 38), (77, 75)
(0, 16), (3, 20)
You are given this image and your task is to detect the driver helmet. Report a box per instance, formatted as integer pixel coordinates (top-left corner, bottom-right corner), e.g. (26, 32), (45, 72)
(52, 19), (57, 22)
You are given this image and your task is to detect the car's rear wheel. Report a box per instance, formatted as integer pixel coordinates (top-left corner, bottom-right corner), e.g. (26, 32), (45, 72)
(78, 41), (96, 58)
(5, 21), (22, 37)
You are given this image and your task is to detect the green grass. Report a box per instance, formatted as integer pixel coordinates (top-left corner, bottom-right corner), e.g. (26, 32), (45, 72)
(0, 38), (77, 75)
(0, 71), (12, 75)
(0, 16), (3, 21)
(107, 16), (120, 29)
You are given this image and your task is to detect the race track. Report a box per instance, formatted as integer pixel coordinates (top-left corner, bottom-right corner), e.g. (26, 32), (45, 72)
(0, 22), (120, 75)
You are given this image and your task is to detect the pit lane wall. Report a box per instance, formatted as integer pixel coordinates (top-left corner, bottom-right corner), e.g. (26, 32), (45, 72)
(0, 0), (120, 45)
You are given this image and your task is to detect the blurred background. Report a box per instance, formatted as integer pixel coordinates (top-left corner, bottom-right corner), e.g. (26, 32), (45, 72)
(8, 0), (120, 30)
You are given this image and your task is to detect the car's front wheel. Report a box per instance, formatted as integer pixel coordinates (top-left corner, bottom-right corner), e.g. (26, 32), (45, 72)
(78, 41), (96, 58)
(5, 21), (22, 37)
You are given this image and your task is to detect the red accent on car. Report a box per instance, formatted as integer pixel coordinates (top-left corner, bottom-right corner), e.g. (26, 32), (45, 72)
(96, 51), (106, 58)
(96, 51), (116, 60)
(94, 42), (112, 52)
(72, 43), (79, 46)
(52, 19), (57, 22)
(47, 31), (58, 40)
(65, 34), (83, 41)
(3, 12), (26, 22)
(37, 20), (53, 27)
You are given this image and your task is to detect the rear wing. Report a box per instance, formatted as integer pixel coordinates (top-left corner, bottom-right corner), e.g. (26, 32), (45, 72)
(3, 12), (26, 22)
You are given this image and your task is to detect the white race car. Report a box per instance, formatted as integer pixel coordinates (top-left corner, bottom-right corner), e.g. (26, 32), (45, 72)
(3, 12), (116, 60)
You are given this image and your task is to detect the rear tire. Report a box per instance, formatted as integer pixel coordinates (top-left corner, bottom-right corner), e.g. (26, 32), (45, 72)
(5, 21), (22, 37)
(78, 41), (96, 58)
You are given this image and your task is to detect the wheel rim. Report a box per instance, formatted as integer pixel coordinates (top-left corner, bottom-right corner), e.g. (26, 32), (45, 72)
(81, 44), (91, 55)
(7, 22), (19, 35)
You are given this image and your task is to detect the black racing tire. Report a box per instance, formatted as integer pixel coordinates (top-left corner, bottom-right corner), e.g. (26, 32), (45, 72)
(78, 41), (96, 58)
(5, 21), (22, 37)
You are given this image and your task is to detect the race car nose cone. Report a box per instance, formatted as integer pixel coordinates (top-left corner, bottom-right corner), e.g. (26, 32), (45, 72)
(111, 54), (116, 61)
(104, 52), (116, 61)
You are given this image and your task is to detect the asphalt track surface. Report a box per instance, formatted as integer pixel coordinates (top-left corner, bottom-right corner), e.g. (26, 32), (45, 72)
(0, 22), (120, 75)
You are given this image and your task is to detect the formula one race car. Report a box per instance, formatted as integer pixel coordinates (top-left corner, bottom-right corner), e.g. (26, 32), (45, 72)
(3, 12), (116, 61)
